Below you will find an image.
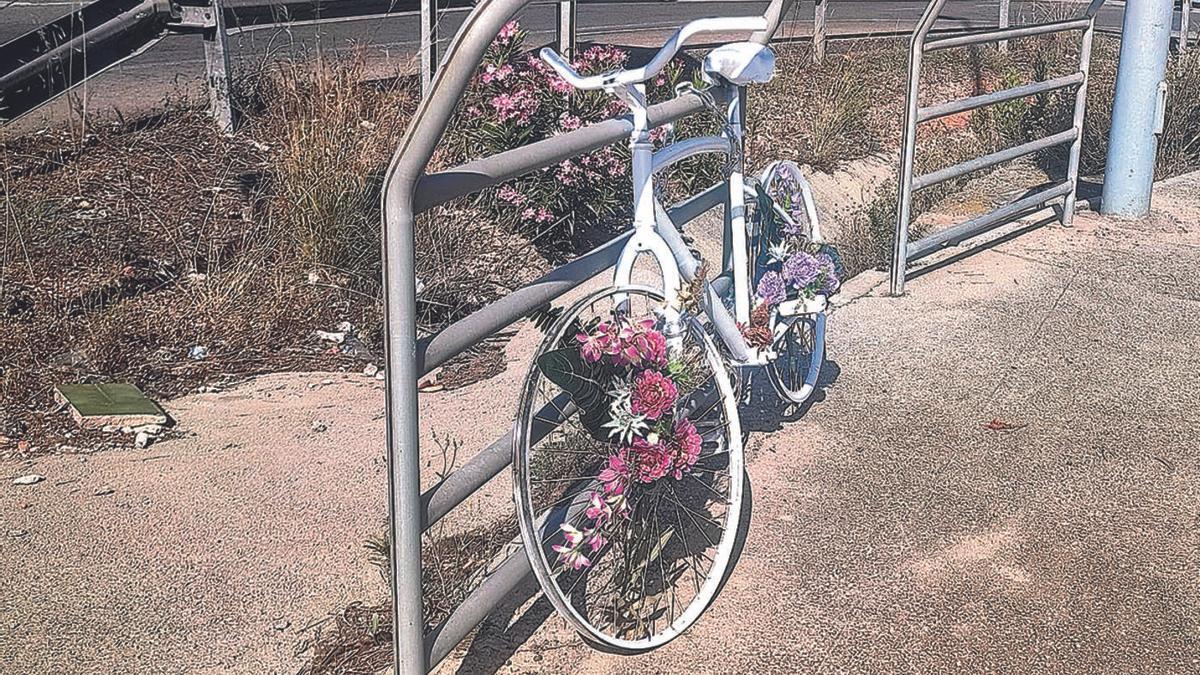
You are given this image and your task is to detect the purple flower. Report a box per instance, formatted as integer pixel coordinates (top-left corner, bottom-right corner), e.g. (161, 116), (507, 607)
(782, 252), (822, 291)
(817, 253), (840, 294)
(755, 270), (787, 305)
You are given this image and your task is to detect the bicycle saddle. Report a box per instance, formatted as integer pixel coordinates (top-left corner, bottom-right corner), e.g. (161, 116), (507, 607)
(702, 42), (776, 86)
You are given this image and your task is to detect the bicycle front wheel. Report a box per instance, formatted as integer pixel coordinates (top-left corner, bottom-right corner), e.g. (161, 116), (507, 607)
(514, 285), (744, 653)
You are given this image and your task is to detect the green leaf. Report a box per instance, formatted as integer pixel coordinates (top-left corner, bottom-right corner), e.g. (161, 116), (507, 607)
(536, 347), (613, 441)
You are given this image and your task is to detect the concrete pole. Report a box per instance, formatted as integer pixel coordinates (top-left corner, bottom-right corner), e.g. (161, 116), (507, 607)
(421, 0), (439, 93)
(998, 0), (1011, 53)
(813, 0), (827, 63)
(1102, 0), (1173, 218)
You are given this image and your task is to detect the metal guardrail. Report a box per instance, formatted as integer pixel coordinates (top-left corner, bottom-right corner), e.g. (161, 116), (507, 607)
(889, 0), (1108, 296)
(379, 0), (794, 671)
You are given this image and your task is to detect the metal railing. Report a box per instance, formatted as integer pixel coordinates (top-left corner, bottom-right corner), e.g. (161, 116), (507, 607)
(889, 0), (1108, 296)
(379, 0), (794, 672)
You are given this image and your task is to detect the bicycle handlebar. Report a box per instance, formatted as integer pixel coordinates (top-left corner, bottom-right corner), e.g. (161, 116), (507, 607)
(538, 15), (770, 91)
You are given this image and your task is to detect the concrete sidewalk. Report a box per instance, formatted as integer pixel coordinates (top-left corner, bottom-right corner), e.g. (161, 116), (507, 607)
(3, 172), (1199, 674)
(456, 175), (1200, 671)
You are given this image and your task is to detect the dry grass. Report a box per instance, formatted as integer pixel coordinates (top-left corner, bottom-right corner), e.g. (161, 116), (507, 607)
(0, 52), (548, 457)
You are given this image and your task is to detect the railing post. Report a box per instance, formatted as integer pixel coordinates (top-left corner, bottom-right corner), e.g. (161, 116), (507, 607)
(557, 0), (576, 60)
(813, 0), (827, 63)
(203, 0), (234, 132)
(421, 0), (439, 93)
(1101, 0), (1173, 218)
(1062, 18), (1096, 226)
(998, 0), (1011, 52)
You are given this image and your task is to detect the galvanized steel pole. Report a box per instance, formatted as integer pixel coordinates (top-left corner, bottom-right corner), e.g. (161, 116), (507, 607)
(891, 0), (949, 296)
(1102, 0), (1173, 218)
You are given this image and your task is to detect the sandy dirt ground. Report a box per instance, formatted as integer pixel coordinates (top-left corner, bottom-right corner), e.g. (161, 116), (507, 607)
(4, 171), (1200, 674)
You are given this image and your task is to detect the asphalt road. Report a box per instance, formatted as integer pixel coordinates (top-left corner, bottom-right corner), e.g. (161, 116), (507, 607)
(1, 1), (1139, 127)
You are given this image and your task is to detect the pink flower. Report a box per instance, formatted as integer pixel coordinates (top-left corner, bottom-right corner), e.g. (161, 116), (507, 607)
(585, 491), (612, 526)
(627, 322), (667, 368)
(631, 370), (677, 420)
(552, 523), (591, 570)
(598, 451), (629, 495)
(626, 437), (672, 483)
(490, 87), (539, 125)
(587, 531), (608, 552)
(497, 20), (520, 43)
(497, 185), (526, 206)
(670, 418), (702, 479)
(559, 113), (583, 131)
(481, 63), (514, 84)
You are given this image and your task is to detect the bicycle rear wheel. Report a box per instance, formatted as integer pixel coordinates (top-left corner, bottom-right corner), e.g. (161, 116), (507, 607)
(766, 311), (825, 404)
(514, 285), (744, 652)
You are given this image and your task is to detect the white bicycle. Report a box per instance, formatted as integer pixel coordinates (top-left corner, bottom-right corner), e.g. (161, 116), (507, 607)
(513, 14), (840, 652)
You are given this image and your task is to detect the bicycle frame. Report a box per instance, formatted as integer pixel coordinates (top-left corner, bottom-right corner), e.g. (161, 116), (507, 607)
(608, 81), (782, 367)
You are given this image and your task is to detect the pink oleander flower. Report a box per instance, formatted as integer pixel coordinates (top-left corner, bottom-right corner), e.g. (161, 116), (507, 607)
(627, 436), (672, 483)
(497, 185), (526, 206)
(497, 20), (520, 43)
(490, 87), (539, 125)
(585, 491), (612, 526)
(631, 370), (677, 420)
(598, 451), (630, 495)
(481, 63), (514, 84)
(670, 418), (702, 479)
(559, 113), (582, 131)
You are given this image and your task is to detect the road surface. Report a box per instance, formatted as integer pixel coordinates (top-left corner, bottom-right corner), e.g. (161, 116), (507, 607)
(1, 1), (1136, 128)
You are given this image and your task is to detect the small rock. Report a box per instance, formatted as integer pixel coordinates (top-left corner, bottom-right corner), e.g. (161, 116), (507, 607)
(306, 270), (321, 284)
(311, 421), (328, 433)
(102, 425), (120, 433)
(335, 321), (353, 333)
(315, 330), (345, 344)
(374, 371), (385, 381)
(134, 431), (153, 449)
(362, 363), (379, 377)
(321, 378), (334, 386)
(12, 474), (44, 486)
(273, 619), (291, 631)
(188, 345), (209, 360)
(77, 199), (91, 209)
(196, 384), (222, 394)
(94, 486), (115, 496)
(10, 529), (27, 538)
(133, 424), (163, 436)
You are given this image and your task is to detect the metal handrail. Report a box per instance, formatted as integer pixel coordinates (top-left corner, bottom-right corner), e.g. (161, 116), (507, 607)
(889, 0), (1107, 296)
(378, 0), (795, 671)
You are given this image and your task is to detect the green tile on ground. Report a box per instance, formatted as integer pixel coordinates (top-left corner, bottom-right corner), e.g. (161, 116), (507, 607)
(54, 383), (168, 428)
